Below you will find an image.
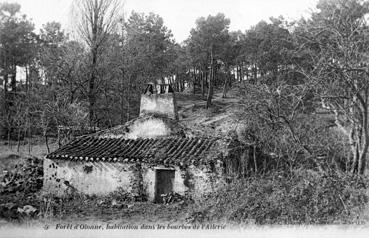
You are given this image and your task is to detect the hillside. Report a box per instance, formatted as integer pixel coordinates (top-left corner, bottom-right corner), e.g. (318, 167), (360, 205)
(177, 86), (244, 138)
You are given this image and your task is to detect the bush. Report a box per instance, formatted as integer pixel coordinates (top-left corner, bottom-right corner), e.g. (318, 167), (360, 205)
(190, 170), (369, 225)
(0, 156), (43, 194)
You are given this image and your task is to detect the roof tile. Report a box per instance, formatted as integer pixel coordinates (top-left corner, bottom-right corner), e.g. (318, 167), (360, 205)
(46, 136), (222, 166)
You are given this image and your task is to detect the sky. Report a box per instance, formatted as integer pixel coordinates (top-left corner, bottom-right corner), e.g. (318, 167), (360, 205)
(10, 0), (319, 43)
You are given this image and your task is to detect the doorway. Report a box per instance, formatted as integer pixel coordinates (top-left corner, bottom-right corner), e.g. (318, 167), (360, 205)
(154, 169), (175, 203)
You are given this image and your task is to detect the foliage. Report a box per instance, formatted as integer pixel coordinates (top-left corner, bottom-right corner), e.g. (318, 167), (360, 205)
(74, 0), (121, 125)
(187, 13), (230, 67)
(0, 2), (37, 69)
(0, 156), (43, 194)
(186, 13), (231, 106)
(295, 0), (369, 174)
(125, 11), (175, 81)
(241, 17), (294, 80)
(236, 81), (347, 173)
(190, 170), (369, 225)
(0, 156), (43, 222)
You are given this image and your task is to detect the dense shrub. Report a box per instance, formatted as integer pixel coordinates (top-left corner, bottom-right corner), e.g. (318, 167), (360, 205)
(190, 170), (369, 225)
(0, 156), (43, 194)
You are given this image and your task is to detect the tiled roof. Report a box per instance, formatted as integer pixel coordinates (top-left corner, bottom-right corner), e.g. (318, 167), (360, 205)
(46, 136), (222, 166)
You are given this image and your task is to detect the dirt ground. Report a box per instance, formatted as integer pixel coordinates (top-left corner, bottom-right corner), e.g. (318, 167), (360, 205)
(50, 202), (191, 224)
(177, 86), (244, 138)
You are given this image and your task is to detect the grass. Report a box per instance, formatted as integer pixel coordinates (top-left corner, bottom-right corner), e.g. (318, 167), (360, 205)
(0, 138), (58, 160)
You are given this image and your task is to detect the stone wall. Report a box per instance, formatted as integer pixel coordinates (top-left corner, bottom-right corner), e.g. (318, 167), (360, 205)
(140, 94), (178, 120)
(140, 162), (225, 201)
(43, 159), (136, 196)
(44, 159), (225, 200)
(186, 161), (226, 199)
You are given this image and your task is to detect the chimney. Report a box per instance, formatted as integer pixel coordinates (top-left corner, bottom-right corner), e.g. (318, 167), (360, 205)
(139, 83), (178, 120)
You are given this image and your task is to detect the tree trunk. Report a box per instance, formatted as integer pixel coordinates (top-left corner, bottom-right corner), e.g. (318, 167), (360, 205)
(120, 79), (125, 124)
(181, 76), (185, 92)
(206, 50), (214, 109)
(253, 144), (257, 173)
(57, 126), (61, 148)
(3, 73), (9, 138)
(10, 65), (16, 93)
(358, 109), (369, 174)
(45, 133), (50, 154)
(351, 145), (359, 173)
(193, 67), (196, 94)
(222, 69), (229, 98)
(17, 127), (21, 152)
(27, 121), (31, 153)
(244, 149), (249, 177)
(192, 75), (196, 94)
(206, 67), (213, 108)
(89, 49), (97, 127)
(240, 63), (244, 81)
(347, 123), (368, 174)
(8, 130), (11, 150)
(201, 71), (205, 98)
(253, 64), (257, 80)
(25, 65), (29, 92)
(126, 76), (131, 122)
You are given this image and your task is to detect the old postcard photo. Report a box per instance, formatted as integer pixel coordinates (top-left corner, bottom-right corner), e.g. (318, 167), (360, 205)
(1, 0), (369, 237)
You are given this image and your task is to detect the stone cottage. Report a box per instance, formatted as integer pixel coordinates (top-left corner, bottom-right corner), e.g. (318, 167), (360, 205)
(44, 83), (240, 202)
